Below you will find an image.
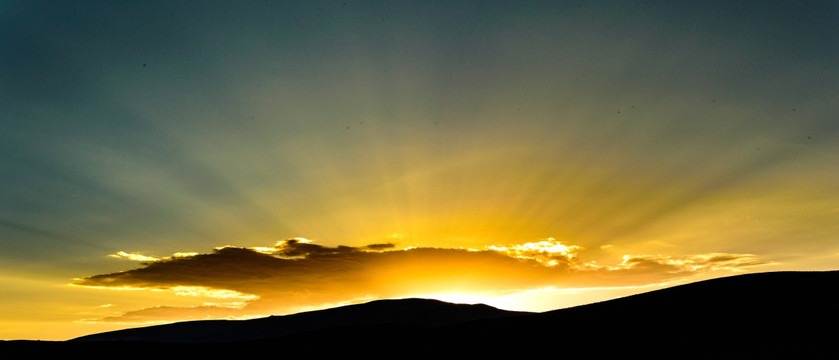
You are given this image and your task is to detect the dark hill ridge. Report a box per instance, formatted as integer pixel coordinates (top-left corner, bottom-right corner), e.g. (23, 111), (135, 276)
(437, 270), (839, 356)
(71, 297), (531, 343)
(4, 270), (838, 358)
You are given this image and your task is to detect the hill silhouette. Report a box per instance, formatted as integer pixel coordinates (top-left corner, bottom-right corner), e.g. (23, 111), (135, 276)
(3, 271), (837, 358)
(71, 297), (529, 343)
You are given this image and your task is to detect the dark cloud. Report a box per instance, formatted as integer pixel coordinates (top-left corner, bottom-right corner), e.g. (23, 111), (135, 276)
(273, 238), (368, 258)
(74, 239), (771, 323)
(364, 243), (396, 251)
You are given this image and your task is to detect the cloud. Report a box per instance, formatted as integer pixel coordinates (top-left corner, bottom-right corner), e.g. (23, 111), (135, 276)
(74, 238), (773, 323)
(488, 237), (582, 267)
(612, 253), (772, 274)
(108, 251), (160, 262)
(83, 304), (255, 324)
(268, 237), (394, 258)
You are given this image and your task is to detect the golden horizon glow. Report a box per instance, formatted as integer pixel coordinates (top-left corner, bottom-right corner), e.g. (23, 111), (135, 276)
(57, 238), (778, 332)
(2, 1), (838, 342)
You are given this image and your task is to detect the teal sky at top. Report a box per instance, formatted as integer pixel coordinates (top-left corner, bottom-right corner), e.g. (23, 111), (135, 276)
(2, 1), (838, 277)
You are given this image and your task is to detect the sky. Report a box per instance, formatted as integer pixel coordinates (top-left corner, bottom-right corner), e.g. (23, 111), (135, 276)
(1, 0), (838, 340)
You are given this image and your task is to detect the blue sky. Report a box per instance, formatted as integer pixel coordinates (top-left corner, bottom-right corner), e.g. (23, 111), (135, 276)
(2, 0), (838, 340)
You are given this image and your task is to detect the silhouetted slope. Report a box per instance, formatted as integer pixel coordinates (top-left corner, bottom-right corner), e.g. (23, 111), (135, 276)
(233, 271), (839, 357)
(439, 270), (839, 356)
(71, 297), (529, 343)
(6, 271), (838, 358)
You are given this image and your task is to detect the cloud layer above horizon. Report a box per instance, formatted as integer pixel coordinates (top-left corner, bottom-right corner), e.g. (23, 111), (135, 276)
(2, 0), (839, 340)
(74, 238), (770, 323)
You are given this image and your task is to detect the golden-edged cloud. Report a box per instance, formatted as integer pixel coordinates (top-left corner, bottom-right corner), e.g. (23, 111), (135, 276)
(74, 238), (774, 323)
(108, 251), (160, 262)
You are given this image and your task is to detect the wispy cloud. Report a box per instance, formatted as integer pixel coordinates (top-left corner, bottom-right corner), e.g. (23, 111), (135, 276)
(108, 251), (160, 262)
(613, 253), (771, 273)
(74, 238), (772, 323)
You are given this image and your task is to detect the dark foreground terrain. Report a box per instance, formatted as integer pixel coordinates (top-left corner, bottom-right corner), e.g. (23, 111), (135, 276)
(4, 271), (838, 358)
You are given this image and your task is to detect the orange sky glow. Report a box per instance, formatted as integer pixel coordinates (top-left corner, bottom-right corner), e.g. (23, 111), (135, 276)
(2, 1), (838, 341)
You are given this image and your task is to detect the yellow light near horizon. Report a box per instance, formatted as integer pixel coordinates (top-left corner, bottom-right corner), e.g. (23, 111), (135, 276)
(412, 293), (501, 306)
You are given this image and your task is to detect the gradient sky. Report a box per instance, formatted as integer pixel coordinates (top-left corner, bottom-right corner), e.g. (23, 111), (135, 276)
(2, 0), (838, 340)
